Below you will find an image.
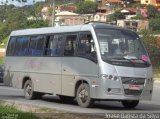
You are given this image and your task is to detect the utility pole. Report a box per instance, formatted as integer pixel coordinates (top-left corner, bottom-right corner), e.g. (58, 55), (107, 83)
(52, 0), (55, 27)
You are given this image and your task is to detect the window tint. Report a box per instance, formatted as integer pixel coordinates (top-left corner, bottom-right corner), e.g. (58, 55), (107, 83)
(21, 37), (30, 56)
(64, 34), (77, 56)
(77, 32), (97, 62)
(28, 36), (45, 56)
(44, 35), (63, 56)
(14, 37), (30, 56)
(14, 37), (23, 56)
(6, 37), (16, 56)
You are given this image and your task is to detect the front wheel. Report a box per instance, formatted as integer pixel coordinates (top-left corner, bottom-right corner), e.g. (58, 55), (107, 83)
(76, 83), (94, 108)
(121, 100), (139, 109)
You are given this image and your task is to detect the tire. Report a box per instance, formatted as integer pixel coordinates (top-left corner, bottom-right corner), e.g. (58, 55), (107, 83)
(121, 100), (139, 109)
(24, 80), (37, 100)
(59, 95), (74, 103)
(76, 83), (94, 108)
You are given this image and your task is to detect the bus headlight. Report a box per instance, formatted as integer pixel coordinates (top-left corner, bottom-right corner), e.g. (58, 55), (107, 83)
(102, 75), (120, 82)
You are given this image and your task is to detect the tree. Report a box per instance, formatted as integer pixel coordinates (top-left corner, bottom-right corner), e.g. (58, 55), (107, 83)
(149, 18), (160, 31)
(76, 1), (98, 14)
(147, 5), (157, 18)
(0, 4), (49, 42)
(110, 11), (125, 21)
(140, 29), (160, 67)
(131, 11), (144, 20)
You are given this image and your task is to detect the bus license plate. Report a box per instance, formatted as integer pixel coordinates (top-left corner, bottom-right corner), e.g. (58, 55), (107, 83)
(128, 85), (140, 90)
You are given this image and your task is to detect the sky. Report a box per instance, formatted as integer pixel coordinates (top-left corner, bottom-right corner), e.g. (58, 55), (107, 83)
(0, 0), (45, 7)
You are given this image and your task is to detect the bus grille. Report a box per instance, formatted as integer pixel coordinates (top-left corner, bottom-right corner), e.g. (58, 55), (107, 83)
(121, 77), (145, 96)
(121, 77), (145, 85)
(124, 89), (143, 96)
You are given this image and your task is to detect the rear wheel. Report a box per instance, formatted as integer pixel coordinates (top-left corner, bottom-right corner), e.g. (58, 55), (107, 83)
(24, 80), (37, 100)
(76, 83), (94, 108)
(121, 100), (139, 109)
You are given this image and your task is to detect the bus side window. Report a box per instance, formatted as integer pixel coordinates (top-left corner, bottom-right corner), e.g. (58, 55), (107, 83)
(64, 34), (77, 56)
(6, 37), (16, 56)
(28, 35), (45, 56)
(14, 36), (30, 56)
(77, 32), (97, 62)
(44, 35), (63, 56)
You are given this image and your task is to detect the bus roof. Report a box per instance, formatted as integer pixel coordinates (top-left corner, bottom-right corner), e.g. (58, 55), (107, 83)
(10, 23), (131, 36)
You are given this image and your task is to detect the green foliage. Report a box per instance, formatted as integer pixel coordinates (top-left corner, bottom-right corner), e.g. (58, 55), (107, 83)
(140, 29), (160, 68)
(24, 20), (49, 28)
(110, 10), (125, 21)
(131, 11), (144, 20)
(76, 1), (98, 14)
(0, 104), (38, 119)
(149, 18), (160, 32)
(147, 5), (157, 19)
(131, 4), (146, 8)
(0, 3), (49, 43)
(16, 0), (27, 3)
(0, 57), (4, 64)
(0, 36), (8, 48)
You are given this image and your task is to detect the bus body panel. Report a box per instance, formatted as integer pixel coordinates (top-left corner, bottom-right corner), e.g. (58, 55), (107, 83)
(61, 57), (99, 96)
(4, 57), (62, 94)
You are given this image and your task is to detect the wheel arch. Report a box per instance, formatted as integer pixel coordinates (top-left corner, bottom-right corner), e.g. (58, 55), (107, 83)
(74, 79), (90, 97)
(22, 76), (31, 89)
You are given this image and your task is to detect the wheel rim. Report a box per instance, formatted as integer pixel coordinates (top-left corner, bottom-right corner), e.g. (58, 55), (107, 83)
(78, 87), (89, 103)
(25, 84), (32, 97)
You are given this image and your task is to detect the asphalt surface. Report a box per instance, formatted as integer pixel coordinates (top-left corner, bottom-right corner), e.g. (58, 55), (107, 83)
(0, 83), (160, 114)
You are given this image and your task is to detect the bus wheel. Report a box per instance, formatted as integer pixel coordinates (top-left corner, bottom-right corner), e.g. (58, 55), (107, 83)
(24, 80), (36, 100)
(59, 95), (74, 103)
(121, 100), (139, 109)
(76, 83), (94, 108)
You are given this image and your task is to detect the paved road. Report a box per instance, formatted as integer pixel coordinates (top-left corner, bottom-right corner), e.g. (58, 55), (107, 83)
(0, 83), (160, 114)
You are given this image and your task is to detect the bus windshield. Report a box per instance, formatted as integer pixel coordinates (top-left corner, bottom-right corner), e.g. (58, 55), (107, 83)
(96, 28), (149, 63)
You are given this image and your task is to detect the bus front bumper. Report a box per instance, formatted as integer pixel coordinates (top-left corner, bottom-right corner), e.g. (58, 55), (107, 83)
(91, 79), (153, 101)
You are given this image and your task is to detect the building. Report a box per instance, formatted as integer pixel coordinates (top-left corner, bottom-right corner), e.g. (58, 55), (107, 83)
(117, 20), (149, 31)
(120, 8), (137, 19)
(55, 11), (85, 26)
(141, 0), (160, 8)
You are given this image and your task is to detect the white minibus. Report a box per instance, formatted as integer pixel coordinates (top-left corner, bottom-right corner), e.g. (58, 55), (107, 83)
(4, 23), (153, 108)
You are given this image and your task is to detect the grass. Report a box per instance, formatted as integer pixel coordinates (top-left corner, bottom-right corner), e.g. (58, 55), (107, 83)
(0, 103), (103, 119)
(0, 104), (38, 119)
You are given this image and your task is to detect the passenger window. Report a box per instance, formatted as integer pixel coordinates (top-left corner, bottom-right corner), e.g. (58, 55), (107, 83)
(6, 37), (16, 56)
(44, 35), (63, 56)
(21, 37), (30, 56)
(28, 36), (45, 56)
(14, 37), (23, 56)
(14, 37), (29, 56)
(64, 34), (77, 56)
(77, 32), (97, 62)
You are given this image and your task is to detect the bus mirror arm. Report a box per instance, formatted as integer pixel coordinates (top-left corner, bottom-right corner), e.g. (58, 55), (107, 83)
(89, 51), (97, 63)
